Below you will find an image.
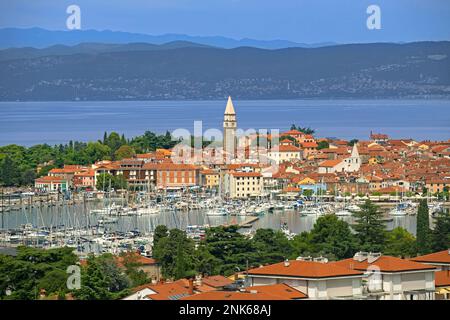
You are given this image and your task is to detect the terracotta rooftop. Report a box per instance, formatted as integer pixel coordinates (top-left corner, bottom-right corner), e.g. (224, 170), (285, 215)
(181, 291), (288, 300)
(246, 283), (307, 299)
(410, 250), (450, 265)
(333, 255), (436, 273)
(319, 159), (343, 167)
(201, 275), (234, 288)
(248, 260), (364, 279)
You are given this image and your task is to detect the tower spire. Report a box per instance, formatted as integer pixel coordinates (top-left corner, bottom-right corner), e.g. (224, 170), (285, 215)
(225, 96), (235, 115)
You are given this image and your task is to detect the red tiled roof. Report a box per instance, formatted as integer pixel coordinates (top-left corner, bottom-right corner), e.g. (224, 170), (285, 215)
(273, 145), (301, 152)
(146, 282), (191, 300)
(231, 172), (261, 178)
(115, 252), (158, 268)
(201, 275), (234, 288)
(319, 159), (343, 167)
(246, 283), (307, 299)
(333, 256), (436, 273)
(35, 176), (67, 183)
(301, 142), (318, 148)
(248, 260), (364, 279)
(181, 291), (288, 300)
(410, 250), (450, 265)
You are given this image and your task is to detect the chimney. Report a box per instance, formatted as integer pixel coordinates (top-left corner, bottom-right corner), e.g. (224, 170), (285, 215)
(188, 278), (194, 295)
(284, 259), (290, 267)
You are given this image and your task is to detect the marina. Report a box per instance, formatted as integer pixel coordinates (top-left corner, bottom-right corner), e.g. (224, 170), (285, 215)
(1, 191), (447, 257)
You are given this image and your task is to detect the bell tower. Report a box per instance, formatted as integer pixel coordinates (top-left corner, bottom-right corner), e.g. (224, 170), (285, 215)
(223, 96), (237, 160)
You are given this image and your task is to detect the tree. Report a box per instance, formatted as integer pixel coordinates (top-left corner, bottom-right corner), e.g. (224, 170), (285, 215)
(152, 229), (196, 279)
(114, 145), (135, 160)
(317, 141), (329, 150)
(290, 124), (315, 135)
(203, 226), (253, 276)
(74, 254), (130, 300)
(290, 232), (314, 257)
(348, 139), (359, 146)
(120, 253), (149, 287)
(113, 174), (128, 190)
(0, 156), (20, 186)
(384, 227), (416, 258)
(0, 246), (77, 300)
(153, 225), (168, 248)
(96, 173), (114, 191)
(309, 215), (358, 259)
(85, 142), (111, 163)
(352, 200), (386, 252)
(251, 229), (294, 265)
(430, 210), (450, 252)
(416, 199), (431, 254)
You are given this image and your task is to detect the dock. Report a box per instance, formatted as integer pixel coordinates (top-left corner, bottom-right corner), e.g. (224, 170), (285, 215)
(224, 216), (260, 229)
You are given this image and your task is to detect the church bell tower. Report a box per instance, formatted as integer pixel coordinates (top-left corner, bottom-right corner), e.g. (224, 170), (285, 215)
(223, 96), (237, 160)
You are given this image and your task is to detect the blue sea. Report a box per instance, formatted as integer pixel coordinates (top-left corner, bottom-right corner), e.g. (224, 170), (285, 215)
(0, 99), (449, 146)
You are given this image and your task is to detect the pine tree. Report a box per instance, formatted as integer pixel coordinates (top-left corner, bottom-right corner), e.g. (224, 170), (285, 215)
(352, 200), (386, 252)
(431, 210), (450, 252)
(416, 199), (431, 254)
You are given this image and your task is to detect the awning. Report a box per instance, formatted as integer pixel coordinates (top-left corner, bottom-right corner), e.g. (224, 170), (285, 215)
(437, 287), (450, 294)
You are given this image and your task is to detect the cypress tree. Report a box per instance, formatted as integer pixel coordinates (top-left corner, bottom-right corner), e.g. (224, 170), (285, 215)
(352, 200), (386, 252)
(416, 199), (431, 254)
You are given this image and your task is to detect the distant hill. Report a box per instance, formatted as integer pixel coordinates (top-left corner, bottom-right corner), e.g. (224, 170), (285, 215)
(0, 41), (212, 61)
(0, 27), (334, 50)
(0, 41), (449, 101)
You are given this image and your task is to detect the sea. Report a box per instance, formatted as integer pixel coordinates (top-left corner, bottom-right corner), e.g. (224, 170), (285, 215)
(0, 99), (449, 146)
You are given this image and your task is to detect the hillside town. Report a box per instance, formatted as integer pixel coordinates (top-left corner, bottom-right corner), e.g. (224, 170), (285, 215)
(1, 97), (449, 302)
(32, 97), (450, 199)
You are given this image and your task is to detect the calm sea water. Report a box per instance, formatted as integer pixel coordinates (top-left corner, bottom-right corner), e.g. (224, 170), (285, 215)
(0, 99), (449, 146)
(0, 202), (419, 235)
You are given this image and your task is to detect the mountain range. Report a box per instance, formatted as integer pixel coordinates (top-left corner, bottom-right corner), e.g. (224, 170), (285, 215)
(0, 27), (335, 50)
(0, 39), (449, 101)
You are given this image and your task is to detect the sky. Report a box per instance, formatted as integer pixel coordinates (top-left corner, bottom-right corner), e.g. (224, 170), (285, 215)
(0, 0), (449, 43)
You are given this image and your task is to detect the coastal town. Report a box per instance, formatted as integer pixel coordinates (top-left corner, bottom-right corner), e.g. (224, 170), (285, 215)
(0, 97), (449, 301)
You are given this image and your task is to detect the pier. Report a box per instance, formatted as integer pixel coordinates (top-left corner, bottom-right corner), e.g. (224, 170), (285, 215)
(224, 216), (260, 229)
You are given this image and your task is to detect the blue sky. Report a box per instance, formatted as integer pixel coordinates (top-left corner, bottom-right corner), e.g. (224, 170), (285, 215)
(1, 0), (449, 43)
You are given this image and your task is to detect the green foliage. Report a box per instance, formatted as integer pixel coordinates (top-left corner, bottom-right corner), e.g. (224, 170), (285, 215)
(153, 225), (168, 248)
(251, 229), (294, 265)
(0, 246), (77, 300)
(130, 131), (177, 153)
(416, 199), (431, 254)
(431, 210), (450, 252)
(96, 173), (128, 191)
(303, 189), (314, 197)
(289, 124), (315, 135)
(202, 226), (253, 276)
(317, 140), (329, 150)
(352, 200), (386, 252)
(114, 145), (136, 160)
(348, 139), (359, 146)
(74, 254), (131, 300)
(308, 215), (358, 259)
(0, 130), (176, 186)
(152, 228), (197, 280)
(119, 253), (150, 287)
(0, 156), (21, 186)
(384, 227), (416, 258)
